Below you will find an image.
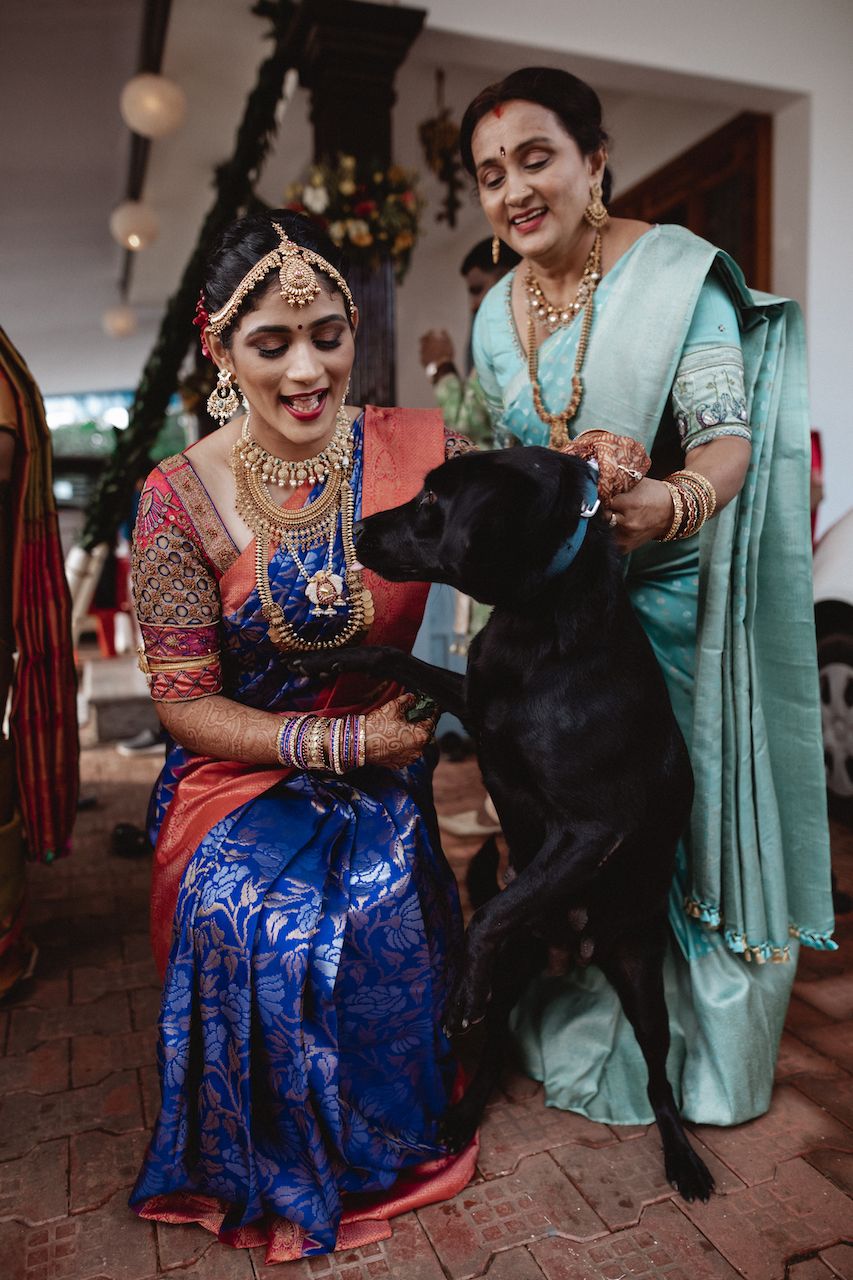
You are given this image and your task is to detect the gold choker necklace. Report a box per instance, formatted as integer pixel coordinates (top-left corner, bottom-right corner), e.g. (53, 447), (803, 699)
(526, 231), (602, 450)
(235, 411), (352, 489)
(524, 233), (602, 334)
(230, 407), (374, 651)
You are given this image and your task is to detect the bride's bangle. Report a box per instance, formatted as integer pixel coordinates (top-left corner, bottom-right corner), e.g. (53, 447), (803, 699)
(277, 712), (368, 772)
(275, 714), (310, 767)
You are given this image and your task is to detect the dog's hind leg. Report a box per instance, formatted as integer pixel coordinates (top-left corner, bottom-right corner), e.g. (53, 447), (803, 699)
(445, 821), (616, 1034)
(597, 923), (715, 1202)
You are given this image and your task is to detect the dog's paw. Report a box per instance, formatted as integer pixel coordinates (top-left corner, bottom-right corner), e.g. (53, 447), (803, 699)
(665, 1142), (715, 1203)
(443, 976), (490, 1036)
(439, 1099), (481, 1153)
(285, 652), (342, 678)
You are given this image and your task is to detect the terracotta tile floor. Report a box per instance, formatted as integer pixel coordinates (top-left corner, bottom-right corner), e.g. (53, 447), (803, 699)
(2, 742), (852, 1279)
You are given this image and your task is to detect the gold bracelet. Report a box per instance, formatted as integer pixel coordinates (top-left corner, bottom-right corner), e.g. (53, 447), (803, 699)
(658, 470), (718, 541)
(357, 715), (366, 768)
(659, 480), (683, 542)
(307, 717), (329, 770)
(276, 713), (310, 767)
(329, 717), (344, 775)
(670, 470), (716, 536)
(677, 469), (717, 519)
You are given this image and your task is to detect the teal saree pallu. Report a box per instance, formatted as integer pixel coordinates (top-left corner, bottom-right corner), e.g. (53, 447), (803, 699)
(477, 225), (834, 1124)
(571, 226), (834, 962)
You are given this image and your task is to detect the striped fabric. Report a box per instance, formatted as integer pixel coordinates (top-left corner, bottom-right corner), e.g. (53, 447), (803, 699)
(0, 327), (78, 862)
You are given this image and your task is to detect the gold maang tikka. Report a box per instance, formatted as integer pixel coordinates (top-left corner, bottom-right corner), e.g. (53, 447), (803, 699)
(206, 222), (357, 334)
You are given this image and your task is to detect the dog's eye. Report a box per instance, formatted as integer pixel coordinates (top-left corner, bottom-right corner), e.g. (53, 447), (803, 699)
(420, 489), (438, 507)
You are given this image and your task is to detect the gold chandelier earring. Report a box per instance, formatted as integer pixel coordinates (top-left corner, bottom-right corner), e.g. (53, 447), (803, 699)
(583, 181), (609, 229)
(207, 368), (241, 425)
(492, 235), (501, 265)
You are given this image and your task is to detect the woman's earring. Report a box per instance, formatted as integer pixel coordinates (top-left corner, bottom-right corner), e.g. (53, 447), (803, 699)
(206, 368), (240, 424)
(338, 378), (351, 417)
(492, 235), (501, 265)
(583, 181), (610, 229)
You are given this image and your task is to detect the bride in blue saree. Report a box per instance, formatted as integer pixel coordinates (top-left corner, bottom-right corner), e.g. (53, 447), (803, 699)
(459, 68), (835, 1128)
(128, 212), (476, 1263)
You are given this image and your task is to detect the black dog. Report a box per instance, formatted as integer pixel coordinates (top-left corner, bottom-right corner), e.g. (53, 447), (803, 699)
(292, 446), (713, 1202)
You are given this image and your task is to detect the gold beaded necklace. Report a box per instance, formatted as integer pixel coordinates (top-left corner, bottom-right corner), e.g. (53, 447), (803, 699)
(524, 235), (602, 333)
(230, 408), (374, 651)
(526, 231), (602, 450)
(235, 411), (352, 489)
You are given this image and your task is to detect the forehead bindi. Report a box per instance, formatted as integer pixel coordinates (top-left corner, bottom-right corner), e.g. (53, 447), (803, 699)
(472, 100), (564, 165)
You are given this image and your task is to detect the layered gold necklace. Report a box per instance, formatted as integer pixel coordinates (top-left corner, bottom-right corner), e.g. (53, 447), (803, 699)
(525, 231), (602, 450)
(231, 408), (374, 651)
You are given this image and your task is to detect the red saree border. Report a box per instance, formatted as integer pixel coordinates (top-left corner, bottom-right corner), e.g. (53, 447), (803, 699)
(134, 1134), (478, 1264)
(148, 406), (446, 976)
(361, 405), (446, 649)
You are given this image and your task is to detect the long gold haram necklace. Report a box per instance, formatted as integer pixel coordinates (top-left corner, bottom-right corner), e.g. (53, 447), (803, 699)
(230, 409), (374, 651)
(526, 231), (602, 450)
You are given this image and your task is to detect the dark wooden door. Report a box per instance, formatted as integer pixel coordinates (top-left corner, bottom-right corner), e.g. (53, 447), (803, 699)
(610, 112), (772, 290)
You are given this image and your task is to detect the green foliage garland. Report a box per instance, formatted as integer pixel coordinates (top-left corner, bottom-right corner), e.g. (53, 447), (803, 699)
(81, 0), (297, 550)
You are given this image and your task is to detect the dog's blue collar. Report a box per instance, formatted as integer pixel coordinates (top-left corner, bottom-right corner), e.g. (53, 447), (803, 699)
(544, 467), (601, 579)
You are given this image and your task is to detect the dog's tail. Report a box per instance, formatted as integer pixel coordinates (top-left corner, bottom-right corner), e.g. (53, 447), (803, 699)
(465, 834), (502, 909)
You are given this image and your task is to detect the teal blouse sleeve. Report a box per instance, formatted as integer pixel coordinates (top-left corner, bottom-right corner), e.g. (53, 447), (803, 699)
(671, 274), (750, 452)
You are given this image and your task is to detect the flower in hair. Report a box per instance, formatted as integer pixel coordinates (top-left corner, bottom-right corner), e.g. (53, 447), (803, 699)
(192, 292), (212, 359)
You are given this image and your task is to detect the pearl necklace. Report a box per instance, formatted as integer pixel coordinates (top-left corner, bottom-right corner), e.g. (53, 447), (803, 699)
(524, 232), (602, 334)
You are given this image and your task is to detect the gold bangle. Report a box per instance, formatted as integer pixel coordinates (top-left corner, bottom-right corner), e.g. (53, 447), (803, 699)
(658, 469), (718, 541)
(659, 480), (683, 542)
(677, 469), (717, 518)
(140, 653), (218, 673)
(307, 717), (328, 770)
(329, 717), (343, 775)
(276, 713), (310, 767)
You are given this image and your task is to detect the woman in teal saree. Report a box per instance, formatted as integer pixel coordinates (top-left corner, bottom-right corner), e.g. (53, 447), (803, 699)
(460, 67), (835, 1126)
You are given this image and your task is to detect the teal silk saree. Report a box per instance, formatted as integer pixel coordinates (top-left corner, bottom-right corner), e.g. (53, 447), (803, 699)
(473, 224), (834, 1125)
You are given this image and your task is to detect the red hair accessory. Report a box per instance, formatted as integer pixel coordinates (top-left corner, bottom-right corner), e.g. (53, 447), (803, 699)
(192, 291), (212, 359)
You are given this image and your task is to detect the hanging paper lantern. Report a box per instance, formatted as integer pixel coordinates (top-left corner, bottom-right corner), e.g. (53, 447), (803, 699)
(120, 73), (186, 139)
(109, 200), (160, 251)
(102, 305), (137, 338)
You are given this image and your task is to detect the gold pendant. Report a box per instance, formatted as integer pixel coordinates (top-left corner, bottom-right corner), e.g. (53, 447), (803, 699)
(305, 569), (346, 616)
